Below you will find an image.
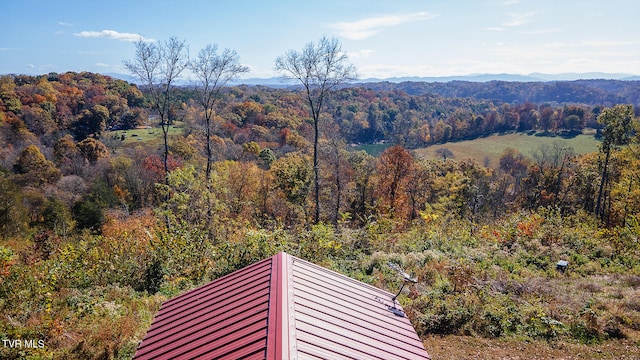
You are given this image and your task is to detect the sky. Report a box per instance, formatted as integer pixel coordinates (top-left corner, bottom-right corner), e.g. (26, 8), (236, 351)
(1, 0), (639, 79)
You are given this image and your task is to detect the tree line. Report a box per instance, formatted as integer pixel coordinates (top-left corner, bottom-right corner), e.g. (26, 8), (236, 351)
(364, 79), (640, 108)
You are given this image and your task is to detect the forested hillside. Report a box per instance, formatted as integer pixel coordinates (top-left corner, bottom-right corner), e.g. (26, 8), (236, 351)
(1, 72), (639, 358)
(363, 79), (640, 108)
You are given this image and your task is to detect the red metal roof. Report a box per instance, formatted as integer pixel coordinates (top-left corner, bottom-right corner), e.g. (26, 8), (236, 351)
(134, 252), (430, 360)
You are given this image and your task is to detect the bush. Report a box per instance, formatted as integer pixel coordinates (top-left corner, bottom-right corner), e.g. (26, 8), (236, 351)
(413, 290), (479, 336)
(570, 301), (603, 344)
(73, 196), (105, 232)
(142, 258), (164, 294)
(211, 228), (290, 278)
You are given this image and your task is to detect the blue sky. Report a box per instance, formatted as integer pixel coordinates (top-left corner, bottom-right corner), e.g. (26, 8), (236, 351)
(1, 0), (639, 79)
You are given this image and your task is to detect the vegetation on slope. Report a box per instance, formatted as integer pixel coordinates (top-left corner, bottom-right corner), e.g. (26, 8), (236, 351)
(0, 71), (639, 358)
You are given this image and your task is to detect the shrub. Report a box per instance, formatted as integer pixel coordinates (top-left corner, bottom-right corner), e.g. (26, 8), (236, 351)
(520, 305), (566, 341)
(211, 227), (290, 278)
(72, 196), (105, 232)
(412, 290), (479, 336)
(298, 223), (343, 263)
(570, 301), (603, 344)
(142, 258), (164, 294)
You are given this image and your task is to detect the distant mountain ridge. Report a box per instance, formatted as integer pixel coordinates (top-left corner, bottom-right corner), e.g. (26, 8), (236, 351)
(232, 72), (640, 85)
(105, 72), (639, 86)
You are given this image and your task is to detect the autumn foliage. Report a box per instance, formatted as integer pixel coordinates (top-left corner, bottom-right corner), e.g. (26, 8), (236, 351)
(0, 72), (639, 358)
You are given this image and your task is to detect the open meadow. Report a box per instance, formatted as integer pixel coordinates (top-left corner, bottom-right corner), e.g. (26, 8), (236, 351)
(414, 131), (600, 167)
(105, 124), (184, 147)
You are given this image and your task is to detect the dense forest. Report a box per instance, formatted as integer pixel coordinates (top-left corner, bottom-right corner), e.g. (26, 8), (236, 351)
(363, 79), (640, 109)
(1, 71), (639, 358)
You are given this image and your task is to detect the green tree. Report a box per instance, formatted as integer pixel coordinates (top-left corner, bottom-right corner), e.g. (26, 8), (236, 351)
(271, 152), (312, 224)
(0, 75), (22, 114)
(13, 145), (61, 186)
(41, 196), (74, 237)
(258, 148), (276, 170)
(76, 138), (109, 164)
(276, 36), (357, 224)
(71, 104), (109, 140)
(348, 150), (376, 223)
(73, 195), (105, 232)
(595, 104), (634, 222)
(0, 177), (27, 239)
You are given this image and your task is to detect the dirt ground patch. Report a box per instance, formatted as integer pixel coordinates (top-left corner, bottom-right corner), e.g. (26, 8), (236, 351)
(423, 336), (639, 359)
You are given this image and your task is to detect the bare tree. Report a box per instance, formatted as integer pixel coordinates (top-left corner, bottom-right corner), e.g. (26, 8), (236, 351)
(320, 121), (349, 225)
(275, 36), (357, 224)
(189, 45), (249, 180)
(124, 37), (188, 184)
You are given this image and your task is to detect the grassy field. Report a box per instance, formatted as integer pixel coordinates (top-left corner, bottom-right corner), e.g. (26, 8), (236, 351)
(105, 123), (184, 147)
(352, 142), (393, 156)
(414, 131), (600, 167)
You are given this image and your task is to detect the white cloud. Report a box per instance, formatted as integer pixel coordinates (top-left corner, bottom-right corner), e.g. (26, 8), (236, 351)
(74, 30), (154, 42)
(347, 49), (375, 59)
(96, 63), (110, 67)
(503, 12), (536, 27)
(518, 28), (561, 35)
(330, 12), (437, 40)
(543, 40), (640, 49)
(581, 40), (640, 47)
(58, 21), (73, 27)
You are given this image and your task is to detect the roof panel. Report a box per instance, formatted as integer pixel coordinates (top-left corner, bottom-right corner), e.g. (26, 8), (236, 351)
(296, 313), (426, 360)
(180, 319), (267, 359)
(295, 301), (426, 354)
(134, 258), (273, 360)
(137, 281), (269, 342)
(290, 256), (430, 359)
(151, 263), (271, 327)
(293, 274), (422, 342)
(296, 340), (354, 360)
(294, 292), (422, 346)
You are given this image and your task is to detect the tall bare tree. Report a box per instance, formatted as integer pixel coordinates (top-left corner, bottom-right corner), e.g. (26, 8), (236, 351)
(189, 45), (249, 180)
(124, 37), (188, 184)
(275, 36), (357, 224)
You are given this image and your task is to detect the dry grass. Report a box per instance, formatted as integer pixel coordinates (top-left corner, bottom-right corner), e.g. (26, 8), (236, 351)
(419, 273), (640, 359)
(424, 335), (639, 359)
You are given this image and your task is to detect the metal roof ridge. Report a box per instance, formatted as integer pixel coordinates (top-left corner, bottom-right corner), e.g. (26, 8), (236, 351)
(266, 251), (297, 360)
